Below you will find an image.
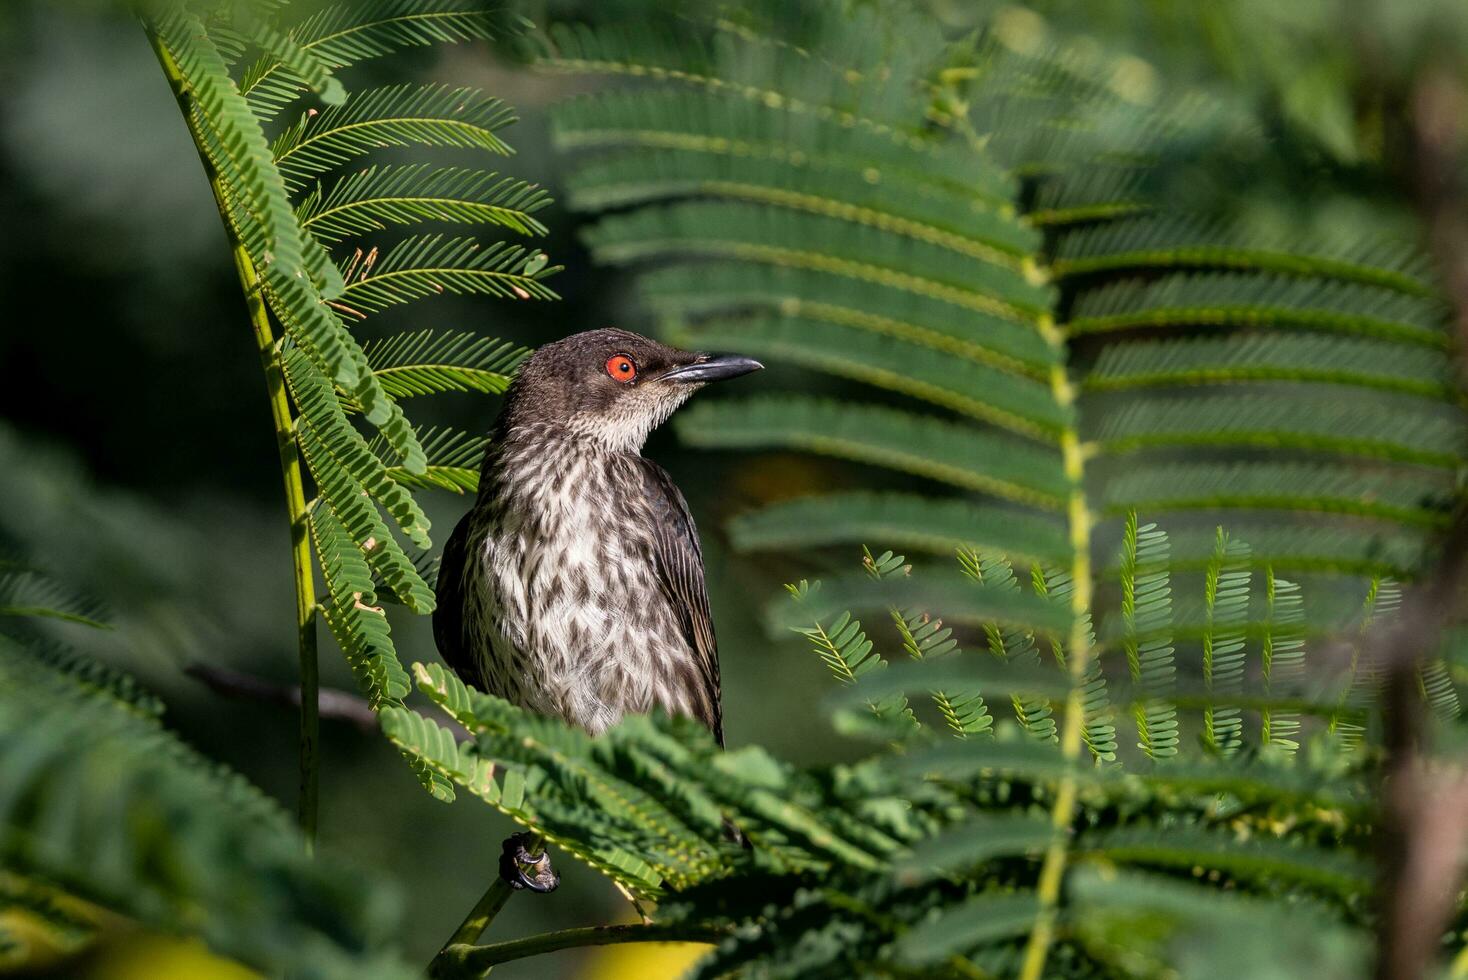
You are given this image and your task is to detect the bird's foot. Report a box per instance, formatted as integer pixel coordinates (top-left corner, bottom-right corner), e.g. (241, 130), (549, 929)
(499, 833), (559, 893)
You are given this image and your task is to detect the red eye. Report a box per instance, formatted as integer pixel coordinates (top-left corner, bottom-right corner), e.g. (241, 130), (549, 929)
(606, 354), (637, 382)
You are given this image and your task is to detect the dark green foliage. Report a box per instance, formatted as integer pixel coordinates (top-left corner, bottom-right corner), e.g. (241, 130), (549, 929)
(9, 2), (1466, 978)
(544, 0), (1464, 600)
(525, 2), (1468, 975)
(378, 425), (489, 494)
(0, 601), (412, 979)
(270, 86), (517, 189)
(239, 0), (518, 119)
(731, 514), (1461, 975)
(297, 166), (550, 245)
(0, 873), (96, 967)
(385, 662), (936, 895)
(360, 329), (530, 400)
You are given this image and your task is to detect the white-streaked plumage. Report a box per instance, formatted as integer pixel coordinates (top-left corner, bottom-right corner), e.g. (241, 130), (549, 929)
(433, 329), (756, 742)
(455, 423), (707, 735)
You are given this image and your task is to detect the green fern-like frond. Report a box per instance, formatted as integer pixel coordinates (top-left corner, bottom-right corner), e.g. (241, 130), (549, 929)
(0, 563), (110, 630)
(241, 1), (515, 119)
(1120, 513), (1178, 759)
(0, 557), (165, 715)
(772, 568), (1074, 641)
(309, 504), (412, 706)
(678, 397), (1067, 509)
(1201, 529), (1251, 756)
(283, 349), (434, 614)
(298, 417), (435, 616)
(857, 546), (993, 739)
(154, 10), (330, 301)
(1328, 576), (1396, 752)
(284, 347), (431, 545)
(641, 262), (1056, 374)
(157, 10), (390, 429)
(1102, 461), (1454, 527)
(232, 12), (348, 107)
(1084, 332), (1454, 399)
(1052, 215), (1436, 295)
(889, 598), (993, 738)
(361, 329), (529, 400)
(892, 892), (1041, 969)
(1260, 568), (1306, 753)
(271, 85), (518, 189)
(785, 578), (918, 736)
(1034, 565), (1115, 762)
(675, 316), (1063, 433)
(1068, 273), (1448, 346)
(528, 4), (1468, 976)
(1419, 658), (1461, 721)
(390, 662), (918, 897)
(1086, 824), (1370, 897)
(586, 201), (1055, 327)
(1089, 392), (1463, 469)
(547, 3), (1463, 640)
(563, 134), (1035, 261)
(150, 6), (451, 477)
(0, 632), (411, 980)
(298, 165), (551, 244)
(1101, 522), (1428, 581)
(2, 634), (163, 718)
(1069, 868), (1367, 979)
(961, 551), (1056, 743)
(336, 235), (556, 315)
(728, 492), (1070, 566)
(381, 426), (487, 494)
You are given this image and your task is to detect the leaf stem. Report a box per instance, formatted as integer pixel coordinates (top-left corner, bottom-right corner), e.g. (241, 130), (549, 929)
(146, 26), (321, 845)
(432, 922), (728, 978)
(1018, 326), (1093, 980)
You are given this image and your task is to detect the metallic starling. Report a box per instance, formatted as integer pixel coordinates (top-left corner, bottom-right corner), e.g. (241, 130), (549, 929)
(433, 328), (762, 888)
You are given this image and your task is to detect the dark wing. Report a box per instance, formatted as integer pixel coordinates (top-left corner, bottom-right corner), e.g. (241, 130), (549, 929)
(634, 457), (724, 745)
(432, 509), (480, 686)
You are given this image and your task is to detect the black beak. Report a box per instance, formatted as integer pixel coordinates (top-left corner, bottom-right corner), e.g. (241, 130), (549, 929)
(661, 354), (764, 385)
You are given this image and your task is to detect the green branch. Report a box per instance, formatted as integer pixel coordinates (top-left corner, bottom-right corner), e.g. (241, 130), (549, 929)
(427, 834), (542, 978)
(1018, 318), (1093, 980)
(432, 923), (729, 978)
(428, 879), (517, 976)
(146, 27), (321, 844)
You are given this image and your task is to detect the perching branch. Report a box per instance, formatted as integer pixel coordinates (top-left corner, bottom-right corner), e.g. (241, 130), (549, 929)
(427, 834), (546, 979)
(430, 922), (729, 978)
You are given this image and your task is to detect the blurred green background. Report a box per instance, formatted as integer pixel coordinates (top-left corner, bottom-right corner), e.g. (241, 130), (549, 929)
(0, 2), (855, 974)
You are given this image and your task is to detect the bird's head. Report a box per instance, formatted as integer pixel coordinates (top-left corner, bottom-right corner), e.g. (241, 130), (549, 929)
(500, 328), (763, 452)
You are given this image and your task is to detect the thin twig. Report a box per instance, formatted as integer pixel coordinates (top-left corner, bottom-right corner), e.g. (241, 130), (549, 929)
(184, 660), (474, 742)
(1372, 58), (1468, 980)
(184, 662), (378, 733)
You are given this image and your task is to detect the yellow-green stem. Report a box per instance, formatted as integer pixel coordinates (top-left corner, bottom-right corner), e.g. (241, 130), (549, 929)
(1018, 321), (1094, 980)
(146, 28), (320, 844)
(951, 92), (1094, 973)
(428, 835), (544, 979)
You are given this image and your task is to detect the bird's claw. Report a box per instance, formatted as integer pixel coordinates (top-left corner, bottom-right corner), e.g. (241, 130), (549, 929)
(499, 833), (560, 893)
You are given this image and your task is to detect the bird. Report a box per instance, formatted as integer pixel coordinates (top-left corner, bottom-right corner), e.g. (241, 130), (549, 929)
(433, 328), (763, 890)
